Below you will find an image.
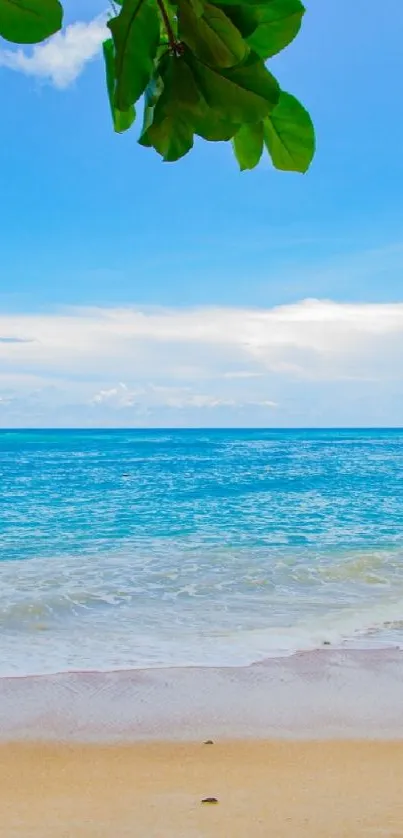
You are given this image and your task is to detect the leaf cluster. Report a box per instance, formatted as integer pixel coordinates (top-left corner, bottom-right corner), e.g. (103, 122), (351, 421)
(104, 0), (315, 170)
(0, 0), (315, 171)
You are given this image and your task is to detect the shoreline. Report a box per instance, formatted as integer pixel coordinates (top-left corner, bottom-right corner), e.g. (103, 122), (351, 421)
(2, 739), (403, 836)
(1, 648), (402, 742)
(1, 636), (402, 681)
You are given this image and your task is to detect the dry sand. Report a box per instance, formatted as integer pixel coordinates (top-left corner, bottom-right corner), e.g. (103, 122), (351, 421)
(2, 739), (403, 837)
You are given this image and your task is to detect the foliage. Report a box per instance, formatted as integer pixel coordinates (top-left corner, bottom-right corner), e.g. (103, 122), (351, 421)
(0, 0), (62, 44)
(0, 0), (315, 171)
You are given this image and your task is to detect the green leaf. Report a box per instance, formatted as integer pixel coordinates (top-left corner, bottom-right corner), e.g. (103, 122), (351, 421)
(148, 115), (194, 161)
(141, 55), (201, 161)
(107, 0), (160, 111)
(194, 110), (238, 141)
(0, 0), (62, 44)
(187, 0), (205, 15)
(233, 121), (263, 169)
(189, 51), (279, 124)
(178, 0), (247, 68)
(103, 39), (135, 133)
(247, 0), (304, 58)
(222, 0), (304, 57)
(220, 4), (258, 36)
(263, 91), (315, 172)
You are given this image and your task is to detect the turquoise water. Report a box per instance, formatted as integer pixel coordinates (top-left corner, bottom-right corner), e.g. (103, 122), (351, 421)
(1, 428), (403, 676)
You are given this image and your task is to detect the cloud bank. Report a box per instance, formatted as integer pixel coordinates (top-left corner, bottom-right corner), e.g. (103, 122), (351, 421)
(0, 299), (402, 426)
(0, 17), (108, 88)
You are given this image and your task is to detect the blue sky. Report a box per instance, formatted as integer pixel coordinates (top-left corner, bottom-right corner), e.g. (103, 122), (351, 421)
(0, 0), (403, 427)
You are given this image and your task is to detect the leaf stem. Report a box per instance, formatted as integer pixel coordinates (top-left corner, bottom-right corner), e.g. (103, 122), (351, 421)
(156, 0), (183, 55)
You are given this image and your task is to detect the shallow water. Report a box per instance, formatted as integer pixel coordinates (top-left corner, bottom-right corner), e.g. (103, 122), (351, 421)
(1, 428), (403, 676)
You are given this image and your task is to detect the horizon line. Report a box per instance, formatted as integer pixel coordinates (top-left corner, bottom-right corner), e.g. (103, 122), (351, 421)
(0, 427), (402, 432)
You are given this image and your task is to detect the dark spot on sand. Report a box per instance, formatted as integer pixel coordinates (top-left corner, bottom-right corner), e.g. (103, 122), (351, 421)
(204, 740), (214, 745)
(201, 797), (218, 804)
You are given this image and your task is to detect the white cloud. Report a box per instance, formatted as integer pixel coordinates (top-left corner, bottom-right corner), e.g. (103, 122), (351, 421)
(0, 299), (402, 426)
(173, 395), (234, 408)
(1, 299), (403, 377)
(91, 383), (141, 408)
(88, 383), (278, 412)
(0, 17), (108, 88)
(161, 394), (274, 410)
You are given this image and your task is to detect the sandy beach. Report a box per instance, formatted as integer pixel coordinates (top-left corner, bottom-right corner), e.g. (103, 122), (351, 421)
(2, 739), (403, 837)
(1, 652), (403, 835)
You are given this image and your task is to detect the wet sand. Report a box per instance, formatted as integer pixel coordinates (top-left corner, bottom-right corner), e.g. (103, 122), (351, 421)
(2, 739), (403, 837)
(1, 649), (403, 741)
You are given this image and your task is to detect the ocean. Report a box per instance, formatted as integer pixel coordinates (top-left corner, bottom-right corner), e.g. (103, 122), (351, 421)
(1, 428), (403, 678)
